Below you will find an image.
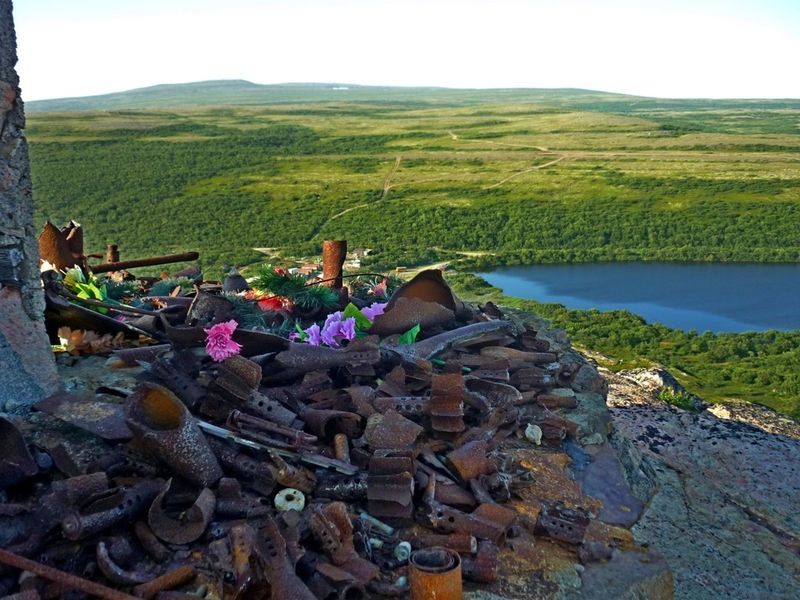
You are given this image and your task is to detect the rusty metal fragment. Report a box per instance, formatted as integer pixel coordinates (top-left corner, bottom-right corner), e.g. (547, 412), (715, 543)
(382, 269), (467, 318)
(538, 505), (590, 544)
(275, 338), (380, 373)
(0, 417), (38, 489)
(461, 540), (500, 583)
(364, 410), (423, 449)
(38, 221), (81, 271)
(125, 383), (223, 486)
(95, 541), (152, 586)
(465, 378), (522, 407)
(147, 479), (215, 545)
(316, 473), (368, 502)
(33, 392), (133, 441)
(369, 296), (454, 337)
(310, 502), (379, 586)
(409, 547), (462, 600)
(481, 346), (557, 364)
(444, 440), (496, 482)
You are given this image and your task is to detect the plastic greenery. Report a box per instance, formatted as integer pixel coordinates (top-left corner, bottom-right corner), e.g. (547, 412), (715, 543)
(62, 267), (114, 313)
(146, 277), (195, 297)
(398, 324), (421, 345)
(254, 265), (339, 313)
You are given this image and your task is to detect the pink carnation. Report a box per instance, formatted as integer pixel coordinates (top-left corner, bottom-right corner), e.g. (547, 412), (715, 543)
(204, 319), (242, 362)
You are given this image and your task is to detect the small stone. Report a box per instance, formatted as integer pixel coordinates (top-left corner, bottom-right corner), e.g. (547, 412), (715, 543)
(275, 488), (305, 512)
(525, 423), (543, 445)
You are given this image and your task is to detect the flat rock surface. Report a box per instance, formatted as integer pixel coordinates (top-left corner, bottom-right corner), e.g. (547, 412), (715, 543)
(605, 367), (800, 600)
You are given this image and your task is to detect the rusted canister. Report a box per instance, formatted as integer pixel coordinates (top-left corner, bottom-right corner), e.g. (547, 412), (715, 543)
(322, 240), (347, 289)
(409, 546), (462, 600)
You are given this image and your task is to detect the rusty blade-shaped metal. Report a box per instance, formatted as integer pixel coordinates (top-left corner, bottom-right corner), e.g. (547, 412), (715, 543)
(382, 269), (467, 317)
(444, 440), (496, 482)
(480, 346), (557, 364)
(34, 392), (133, 441)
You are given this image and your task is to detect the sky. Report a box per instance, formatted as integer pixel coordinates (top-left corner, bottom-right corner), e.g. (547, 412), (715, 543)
(12, 0), (800, 101)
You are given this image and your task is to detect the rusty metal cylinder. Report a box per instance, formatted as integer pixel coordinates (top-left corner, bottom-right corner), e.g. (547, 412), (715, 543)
(409, 547), (462, 600)
(322, 240), (347, 289)
(106, 244), (119, 263)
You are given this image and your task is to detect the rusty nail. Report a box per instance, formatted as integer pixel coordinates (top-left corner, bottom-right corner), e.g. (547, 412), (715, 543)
(0, 547), (139, 600)
(133, 565), (196, 600)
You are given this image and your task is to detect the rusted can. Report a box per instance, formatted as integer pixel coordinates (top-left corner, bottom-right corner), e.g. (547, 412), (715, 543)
(409, 547), (462, 600)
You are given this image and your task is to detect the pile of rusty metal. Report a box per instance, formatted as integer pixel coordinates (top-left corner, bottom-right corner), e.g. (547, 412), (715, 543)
(0, 243), (616, 599)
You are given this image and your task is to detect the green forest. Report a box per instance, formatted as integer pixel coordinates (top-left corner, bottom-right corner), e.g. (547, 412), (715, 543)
(26, 84), (800, 418)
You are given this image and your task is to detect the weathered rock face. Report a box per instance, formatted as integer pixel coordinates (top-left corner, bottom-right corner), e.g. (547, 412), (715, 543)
(0, 0), (59, 411)
(606, 367), (800, 600)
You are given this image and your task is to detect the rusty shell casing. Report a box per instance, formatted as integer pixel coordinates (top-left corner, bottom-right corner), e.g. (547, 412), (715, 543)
(322, 240), (347, 289)
(315, 473), (368, 502)
(429, 373), (466, 436)
(409, 546), (462, 600)
(61, 479), (163, 541)
(125, 382), (223, 486)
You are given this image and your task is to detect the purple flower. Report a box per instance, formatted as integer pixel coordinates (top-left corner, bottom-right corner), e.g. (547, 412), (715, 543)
(304, 323), (322, 346)
(288, 332), (301, 341)
(321, 321), (341, 348)
(204, 319), (242, 362)
(339, 317), (357, 341)
(361, 302), (387, 322)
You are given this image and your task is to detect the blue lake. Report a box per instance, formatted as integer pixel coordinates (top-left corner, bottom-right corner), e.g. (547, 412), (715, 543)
(477, 263), (800, 333)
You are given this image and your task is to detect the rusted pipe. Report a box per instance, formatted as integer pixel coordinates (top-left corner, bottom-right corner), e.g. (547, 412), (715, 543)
(106, 244), (120, 263)
(0, 547), (140, 600)
(91, 252), (199, 274)
(322, 240), (346, 289)
(333, 433), (350, 464)
(409, 547), (462, 600)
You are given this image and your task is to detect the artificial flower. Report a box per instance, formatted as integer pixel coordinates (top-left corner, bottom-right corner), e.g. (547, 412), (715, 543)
(339, 317), (357, 341)
(361, 302), (387, 322)
(204, 319), (242, 362)
(305, 323), (322, 346)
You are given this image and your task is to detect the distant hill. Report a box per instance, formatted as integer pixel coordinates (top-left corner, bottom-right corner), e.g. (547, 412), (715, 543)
(26, 80), (800, 113)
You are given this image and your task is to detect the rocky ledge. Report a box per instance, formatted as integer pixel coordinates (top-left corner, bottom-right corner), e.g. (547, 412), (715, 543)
(605, 367), (800, 599)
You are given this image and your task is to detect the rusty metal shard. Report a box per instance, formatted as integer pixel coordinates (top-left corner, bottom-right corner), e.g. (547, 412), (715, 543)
(34, 392), (133, 441)
(480, 346), (557, 364)
(372, 396), (429, 418)
(276, 339), (380, 372)
(445, 440), (496, 482)
(364, 410), (423, 449)
(0, 417), (39, 489)
(369, 296), (454, 337)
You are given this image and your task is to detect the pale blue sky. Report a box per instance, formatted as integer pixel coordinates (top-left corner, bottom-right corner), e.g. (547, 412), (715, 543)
(12, 0), (800, 100)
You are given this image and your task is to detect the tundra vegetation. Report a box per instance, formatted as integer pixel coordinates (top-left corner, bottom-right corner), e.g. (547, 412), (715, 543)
(26, 83), (800, 418)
